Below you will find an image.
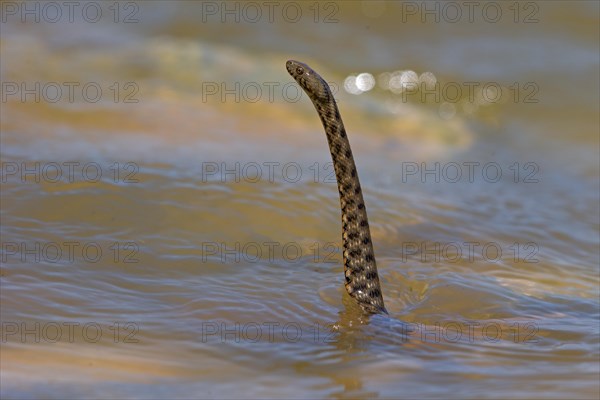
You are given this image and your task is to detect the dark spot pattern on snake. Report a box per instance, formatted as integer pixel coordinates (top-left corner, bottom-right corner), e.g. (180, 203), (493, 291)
(286, 59), (388, 315)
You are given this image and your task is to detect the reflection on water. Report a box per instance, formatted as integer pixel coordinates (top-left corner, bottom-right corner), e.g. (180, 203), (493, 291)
(1, 1), (599, 399)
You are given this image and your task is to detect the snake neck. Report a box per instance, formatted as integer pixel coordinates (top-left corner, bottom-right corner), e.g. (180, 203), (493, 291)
(312, 97), (387, 314)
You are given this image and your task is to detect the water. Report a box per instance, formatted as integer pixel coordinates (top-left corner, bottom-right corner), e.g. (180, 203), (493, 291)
(1, 1), (599, 399)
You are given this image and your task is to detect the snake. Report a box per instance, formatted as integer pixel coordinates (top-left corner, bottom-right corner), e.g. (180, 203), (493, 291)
(286, 60), (387, 314)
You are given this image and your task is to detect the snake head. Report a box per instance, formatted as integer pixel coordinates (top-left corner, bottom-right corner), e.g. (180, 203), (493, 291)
(286, 60), (331, 103)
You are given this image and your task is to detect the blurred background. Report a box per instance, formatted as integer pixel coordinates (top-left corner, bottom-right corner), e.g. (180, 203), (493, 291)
(1, 1), (598, 398)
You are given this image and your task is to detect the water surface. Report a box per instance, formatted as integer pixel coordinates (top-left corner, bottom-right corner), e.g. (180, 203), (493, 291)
(1, 1), (599, 399)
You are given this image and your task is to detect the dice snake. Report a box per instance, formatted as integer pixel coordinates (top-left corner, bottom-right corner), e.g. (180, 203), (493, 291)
(286, 60), (387, 314)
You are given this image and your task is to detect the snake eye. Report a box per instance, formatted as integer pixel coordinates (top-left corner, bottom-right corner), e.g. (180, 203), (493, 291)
(296, 66), (304, 75)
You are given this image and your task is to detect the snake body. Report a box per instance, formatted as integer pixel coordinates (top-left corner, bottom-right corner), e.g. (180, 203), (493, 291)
(286, 60), (387, 314)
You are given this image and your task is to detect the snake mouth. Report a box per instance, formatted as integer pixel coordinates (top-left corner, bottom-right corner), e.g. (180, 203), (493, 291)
(285, 60), (296, 75)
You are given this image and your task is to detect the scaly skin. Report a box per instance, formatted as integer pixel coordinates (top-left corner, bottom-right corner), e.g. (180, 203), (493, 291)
(286, 60), (387, 314)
